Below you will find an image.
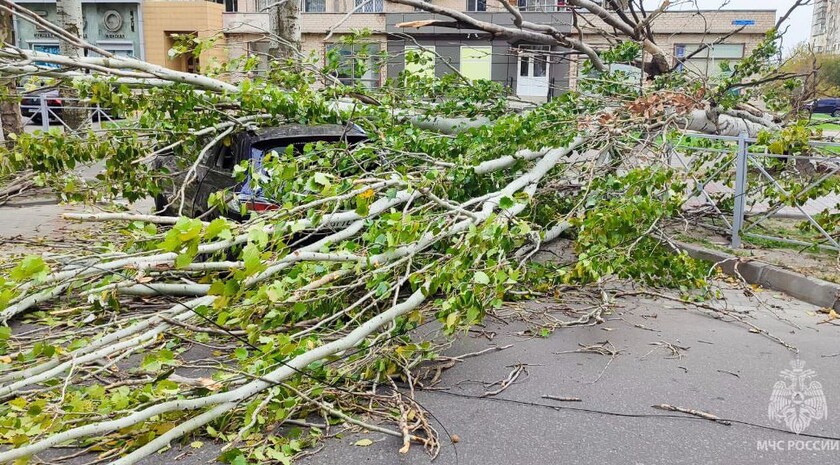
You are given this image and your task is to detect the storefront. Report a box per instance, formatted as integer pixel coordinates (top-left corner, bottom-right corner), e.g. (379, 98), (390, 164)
(14, 0), (144, 60)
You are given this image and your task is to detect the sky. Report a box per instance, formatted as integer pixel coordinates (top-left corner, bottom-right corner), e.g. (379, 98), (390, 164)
(651, 0), (814, 52)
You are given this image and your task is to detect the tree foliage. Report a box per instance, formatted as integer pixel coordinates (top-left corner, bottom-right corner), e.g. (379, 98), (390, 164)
(0, 4), (822, 464)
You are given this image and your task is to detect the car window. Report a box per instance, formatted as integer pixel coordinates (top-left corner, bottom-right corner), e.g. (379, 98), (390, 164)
(216, 145), (234, 170)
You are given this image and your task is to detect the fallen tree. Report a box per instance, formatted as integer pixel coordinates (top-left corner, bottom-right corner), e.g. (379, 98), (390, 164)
(0, 2), (817, 463)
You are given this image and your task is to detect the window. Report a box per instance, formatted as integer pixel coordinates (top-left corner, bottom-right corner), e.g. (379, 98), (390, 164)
(327, 44), (382, 88)
(224, 0), (238, 12)
(517, 0), (564, 12)
(467, 0), (486, 12)
(674, 43), (744, 77)
(519, 56), (529, 77)
(533, 55), (546, 77)
(32, 44), (61, 69)
(247, 41), (271, 75)
(106, 49), (134, 58)
(304, 0), (326, 12)
(355, 0), (383, 13)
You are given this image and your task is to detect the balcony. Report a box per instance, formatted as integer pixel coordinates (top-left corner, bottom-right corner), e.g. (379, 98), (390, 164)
(223, 0), (270, 34)
(223, 0), (386, 35)
(386, 9), (573, 35)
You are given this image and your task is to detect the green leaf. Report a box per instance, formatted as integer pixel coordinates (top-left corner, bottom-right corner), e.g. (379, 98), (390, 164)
(10, 256), (48, 282)
(498, 196), (514, 209)
(473, 271), (490, 285)
(313, 172), (332, 187)
(354, 438), (373, 447)
(204, 218), (231, 241)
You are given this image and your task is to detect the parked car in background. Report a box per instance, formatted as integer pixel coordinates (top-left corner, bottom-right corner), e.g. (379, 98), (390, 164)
(20, 89), (62, 124)
(152, 124), (368, 219)
(805, 98), (840, 117)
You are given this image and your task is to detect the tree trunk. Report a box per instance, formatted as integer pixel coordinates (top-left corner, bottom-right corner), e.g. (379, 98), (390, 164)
(268, 0), (301, 60)
(55, 0), (89, 131)
(0, 9), (22, 145)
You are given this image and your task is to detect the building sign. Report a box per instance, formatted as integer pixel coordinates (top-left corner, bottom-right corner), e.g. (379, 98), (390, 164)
(732, 19), (756, 26)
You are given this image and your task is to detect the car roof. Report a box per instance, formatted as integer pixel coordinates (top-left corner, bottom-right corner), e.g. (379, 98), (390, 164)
(246, 124), (367, 145)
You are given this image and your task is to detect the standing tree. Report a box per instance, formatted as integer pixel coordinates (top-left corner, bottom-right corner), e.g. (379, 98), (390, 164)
(268, 0), (302, 60)
(0, 7), (21, 143)
(55, 0), (89, 130)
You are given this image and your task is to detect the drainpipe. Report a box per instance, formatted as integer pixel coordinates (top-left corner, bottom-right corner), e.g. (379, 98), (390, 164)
(136, 0), (145, 60)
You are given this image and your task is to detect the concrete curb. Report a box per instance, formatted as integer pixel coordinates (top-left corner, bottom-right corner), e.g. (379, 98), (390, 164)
(677, 242), (840, 311)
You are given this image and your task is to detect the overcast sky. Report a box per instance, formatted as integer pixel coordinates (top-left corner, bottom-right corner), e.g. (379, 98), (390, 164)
(652, 0), (814, 52)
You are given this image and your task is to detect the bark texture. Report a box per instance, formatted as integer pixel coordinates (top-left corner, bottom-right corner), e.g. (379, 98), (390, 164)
(0, 9), (22, 143)
(268, 0), (301, 60)
(55, 0), (89, 131)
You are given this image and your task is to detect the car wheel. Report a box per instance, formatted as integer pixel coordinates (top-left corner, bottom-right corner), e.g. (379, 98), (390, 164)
(832, 109), (840, 118)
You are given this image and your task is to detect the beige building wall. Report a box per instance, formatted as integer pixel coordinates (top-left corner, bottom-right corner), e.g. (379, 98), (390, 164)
(566, 10), (774, 90)
(143, 0), (227, 72)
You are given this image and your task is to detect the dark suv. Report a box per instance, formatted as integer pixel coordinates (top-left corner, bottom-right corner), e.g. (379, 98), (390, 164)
(805, 98), (840, 117)
(153, 124), (367, 219)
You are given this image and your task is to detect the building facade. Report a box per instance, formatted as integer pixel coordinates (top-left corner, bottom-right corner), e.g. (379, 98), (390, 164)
(223, 3), (772, 98)
(811, 0), (840, 53)
(10, 1), (775, 98)
(14, 0), (144, 59)
(142, 0), (227, 72)
(223, 0), (572, 99)
(572, 9), (775, 89)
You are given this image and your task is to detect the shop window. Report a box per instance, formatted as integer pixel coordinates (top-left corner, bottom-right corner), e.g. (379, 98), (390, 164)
(32, 44), (61, 69)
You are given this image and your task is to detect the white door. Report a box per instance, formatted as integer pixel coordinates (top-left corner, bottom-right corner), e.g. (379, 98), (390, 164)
(516, 46), (550, 98)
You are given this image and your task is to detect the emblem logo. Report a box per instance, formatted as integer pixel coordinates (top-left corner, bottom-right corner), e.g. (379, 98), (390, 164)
(768, 359), (827, 434)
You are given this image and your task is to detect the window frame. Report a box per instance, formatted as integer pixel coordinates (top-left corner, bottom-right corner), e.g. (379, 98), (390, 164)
(326, 43), (383, 88)
(466, 0), (487, 12)
(304, 0), (327, 13)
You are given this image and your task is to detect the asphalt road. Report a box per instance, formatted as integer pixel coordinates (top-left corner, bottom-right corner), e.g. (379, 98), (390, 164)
(294, 289), (840, 465)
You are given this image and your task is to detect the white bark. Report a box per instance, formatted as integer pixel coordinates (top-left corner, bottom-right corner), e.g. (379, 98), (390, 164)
(268, 0), (301, 60)
(683, 109), (771, 138)
(55, 0), (88, 131)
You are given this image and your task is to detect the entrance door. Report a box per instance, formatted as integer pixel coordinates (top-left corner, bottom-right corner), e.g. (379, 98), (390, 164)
(516, 45), (550, 98)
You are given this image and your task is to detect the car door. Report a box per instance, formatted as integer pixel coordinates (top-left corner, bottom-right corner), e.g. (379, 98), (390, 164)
(816, 99), (834, 113)
(191, 141), (238, 218)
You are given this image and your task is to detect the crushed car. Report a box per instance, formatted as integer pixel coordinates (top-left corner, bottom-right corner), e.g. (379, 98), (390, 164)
(152, 124), (368, 219)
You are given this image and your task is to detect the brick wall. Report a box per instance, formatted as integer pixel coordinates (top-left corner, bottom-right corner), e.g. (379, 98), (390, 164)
(577, 10), (775, 35)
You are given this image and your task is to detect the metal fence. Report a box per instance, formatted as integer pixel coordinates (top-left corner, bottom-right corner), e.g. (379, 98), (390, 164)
(19, 92), (121, 133)
(669, 132), (840, 252)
